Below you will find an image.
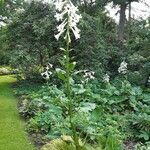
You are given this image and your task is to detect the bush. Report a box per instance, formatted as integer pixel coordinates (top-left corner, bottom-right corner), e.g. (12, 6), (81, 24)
(134, 142), (150, 150)
(7, 1), (58, 80)
(7, 1), (118, 80)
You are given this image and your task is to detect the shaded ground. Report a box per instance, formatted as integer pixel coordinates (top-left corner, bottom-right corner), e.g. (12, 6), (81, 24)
(0, 75), (35, 150)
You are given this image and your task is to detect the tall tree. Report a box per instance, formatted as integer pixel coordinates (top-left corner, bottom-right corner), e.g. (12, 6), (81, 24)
(73, 0), (140, 44)
(72, 0), (109, 15)
(112, 0), (139, 43)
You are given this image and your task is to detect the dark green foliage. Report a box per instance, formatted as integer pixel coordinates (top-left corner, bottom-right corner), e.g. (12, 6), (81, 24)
(0, 0), (26, 23)
(0, 0), (149, 87)
(131, 92), (150, 141)
(1, 0), (150, 149)
(7, 1), (58, 79)
(5, 1), (120, 80)
(3, 1), (149, 86)
(126, 20), (150, 86)
(15, 76), (150, 148)
(15, 81), (124, 146)
(134, 142), (150, 150)
(74, 12), (119, 77)
(0, 27), (9, 65)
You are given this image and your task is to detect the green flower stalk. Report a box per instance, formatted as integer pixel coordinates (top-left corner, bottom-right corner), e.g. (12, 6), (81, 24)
(54, 0), (82, 149)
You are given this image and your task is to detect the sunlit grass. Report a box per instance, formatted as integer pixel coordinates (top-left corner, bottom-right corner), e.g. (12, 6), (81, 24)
(0, 75), (35, 150)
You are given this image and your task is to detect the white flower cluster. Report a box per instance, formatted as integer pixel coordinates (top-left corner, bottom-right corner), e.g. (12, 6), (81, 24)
(74, 69), (95, 83)
(41, 63), (53, 80)
(54, 0), (82, 41)
(145, 20), (149, 28)
(80, 0), (96, 6)
(148, 76), (150, 83)
(103, 73), (110, 83)
(118, 61), (128, 74)
(83, 70), (95, 83)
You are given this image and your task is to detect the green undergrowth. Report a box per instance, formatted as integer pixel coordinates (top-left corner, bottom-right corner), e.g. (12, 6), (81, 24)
(15, 78), (150, 150)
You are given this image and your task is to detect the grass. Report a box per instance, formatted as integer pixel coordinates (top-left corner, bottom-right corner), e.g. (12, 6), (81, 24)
(0, 75), (35, 150)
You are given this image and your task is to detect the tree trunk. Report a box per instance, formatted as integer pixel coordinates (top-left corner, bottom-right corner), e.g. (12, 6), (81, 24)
(39, 49), (44, 66)
(117, 3), (127, 43)
(128, 1), (131, 24)
(128, 0), (131, 39)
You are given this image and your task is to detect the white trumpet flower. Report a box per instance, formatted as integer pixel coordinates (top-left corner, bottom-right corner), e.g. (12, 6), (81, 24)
(148, 76), (150, 83)
(54, 0), (82, 41)
(41, 71), (52, 80)
(118, 61), (128, 74)
(83, 71), (95, 81)
(57, 19), (67, 32)
(55, 29), (65, 40)
(103, 74), (110, 83)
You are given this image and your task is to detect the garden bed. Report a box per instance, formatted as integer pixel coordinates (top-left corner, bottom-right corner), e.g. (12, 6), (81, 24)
(14, 79), (150, 150)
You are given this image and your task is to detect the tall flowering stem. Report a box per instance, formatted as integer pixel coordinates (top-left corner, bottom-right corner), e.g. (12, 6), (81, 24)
(54, 0), (81, 149)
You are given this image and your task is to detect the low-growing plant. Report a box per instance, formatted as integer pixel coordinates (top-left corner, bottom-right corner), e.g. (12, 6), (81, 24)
(134, 142), (150, 150)
(132, 104), (150, 141)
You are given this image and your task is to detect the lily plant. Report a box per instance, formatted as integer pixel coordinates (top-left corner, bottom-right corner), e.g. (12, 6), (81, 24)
(54, 0), (83, 149)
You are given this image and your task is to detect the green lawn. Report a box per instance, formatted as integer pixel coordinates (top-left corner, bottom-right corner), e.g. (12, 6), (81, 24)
(0, 75), (35, 150)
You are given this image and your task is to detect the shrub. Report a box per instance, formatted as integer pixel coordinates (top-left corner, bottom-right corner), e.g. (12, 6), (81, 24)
(134, 142), (150, 150)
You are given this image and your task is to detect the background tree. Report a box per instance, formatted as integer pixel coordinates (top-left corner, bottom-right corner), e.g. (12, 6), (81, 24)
(0, 0), (25, 24)
(7, 1), (57, 79)
(111, 0), (139, 44)
(6, 1), (118, 80)
(1, 0), (149, 85)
